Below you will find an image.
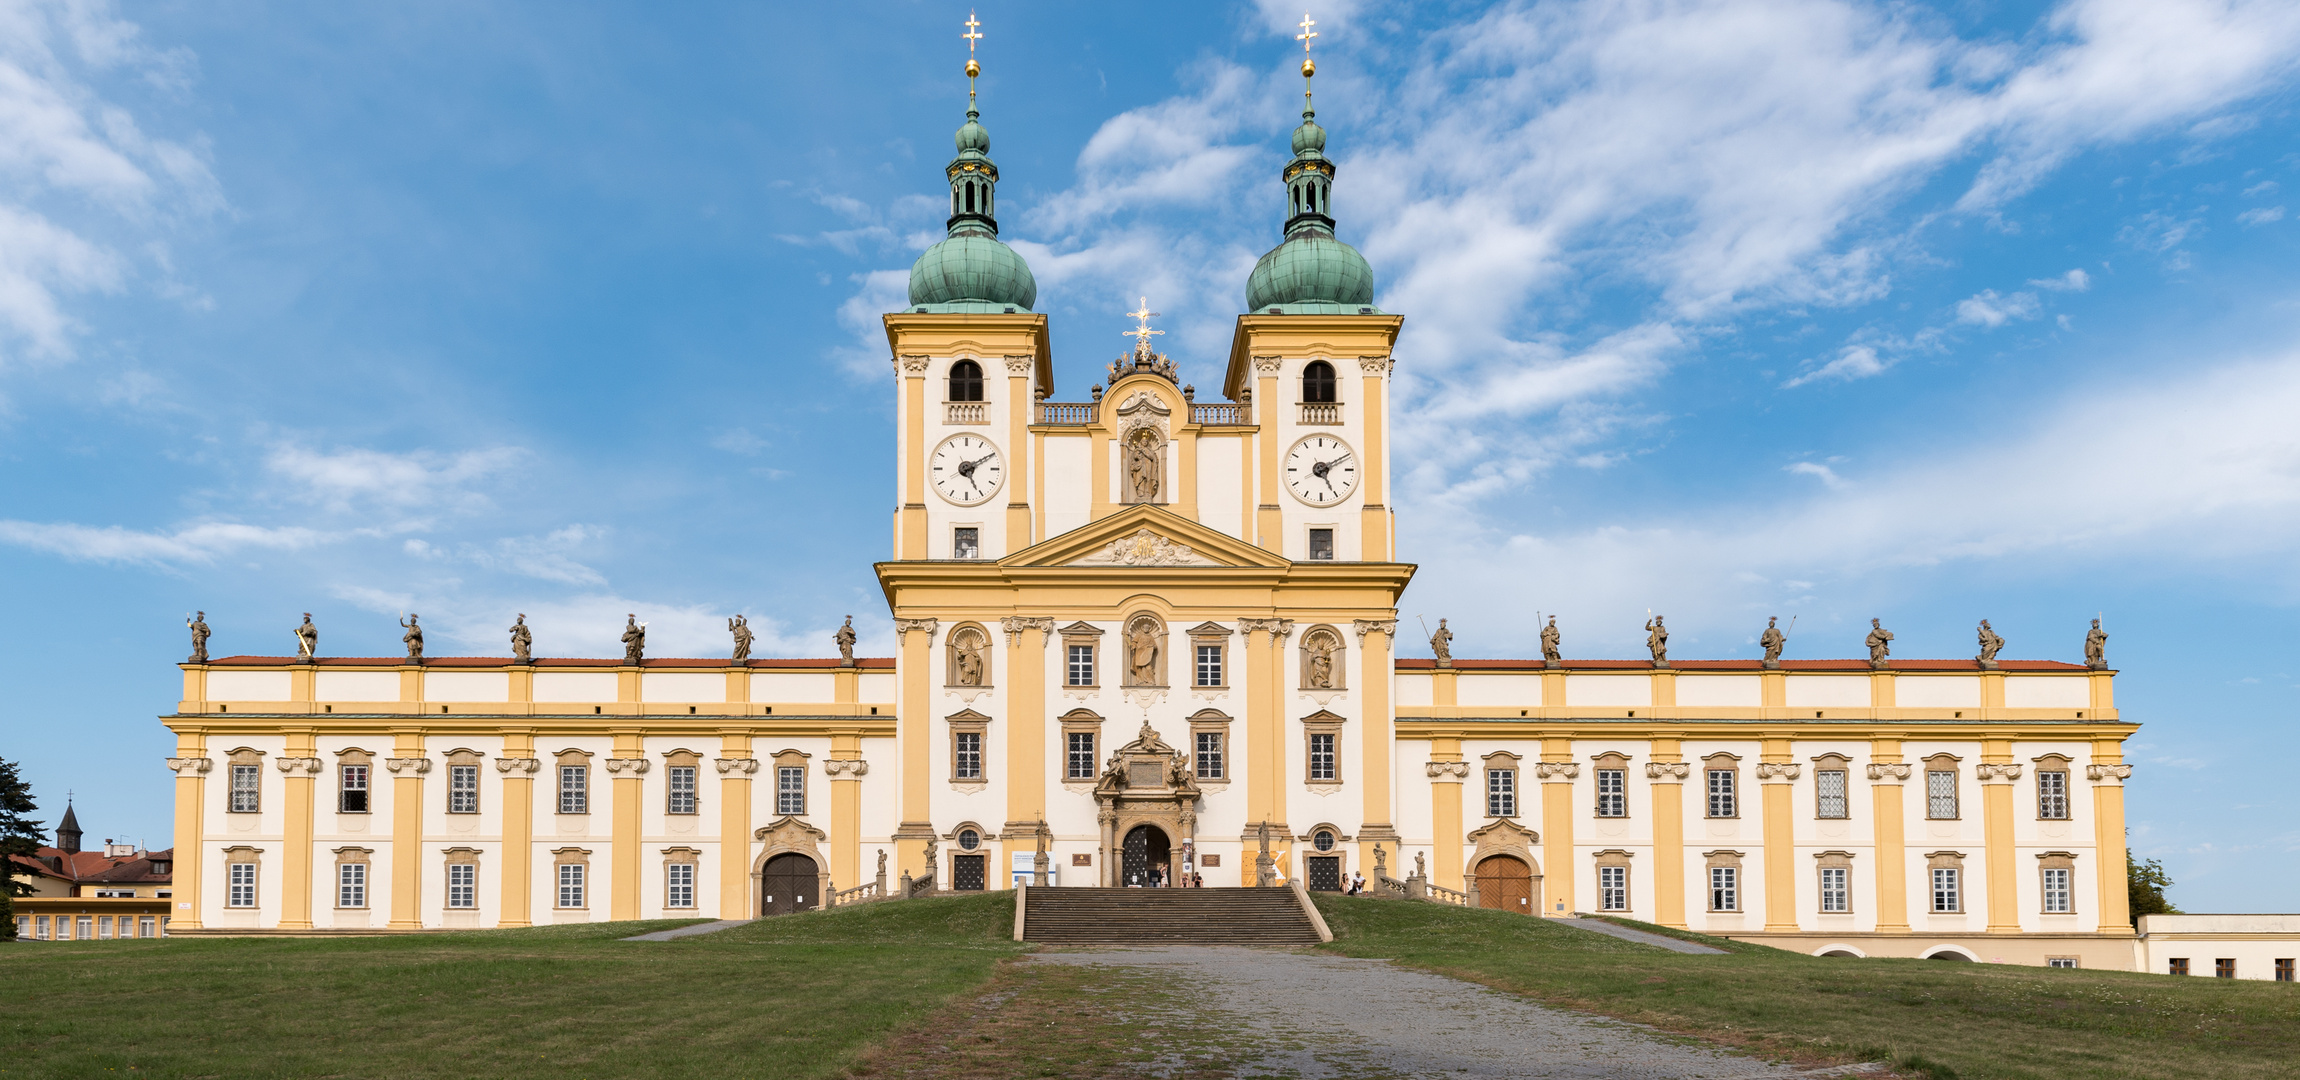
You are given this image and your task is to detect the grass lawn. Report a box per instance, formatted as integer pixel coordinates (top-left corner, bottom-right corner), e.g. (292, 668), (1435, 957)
(1, 894), (1024, 1080)
(1313, 895), (2300, 1080)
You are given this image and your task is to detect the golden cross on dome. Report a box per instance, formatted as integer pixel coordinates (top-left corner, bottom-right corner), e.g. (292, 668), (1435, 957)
(962, 11), (984, 102)
(1297, 12), (1317, 54)
(1296, 12), (1318, 110)
(1123, 297), (1164, 353)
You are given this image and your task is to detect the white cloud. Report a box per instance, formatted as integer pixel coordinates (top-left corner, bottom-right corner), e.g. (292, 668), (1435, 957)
(1785, 461), (1850, 489)
(2238, 205), (2285, 226)
(2028, 268), (2091, 291)
(404, 526), (606, 587)
(2242, 180), (2278, 196)
(830, 269), (909, 377)
(264, 444), (526, 513)
(1956, 288), (2041, 327)
(1785, 344), (1889, 387)
(0, 518), (328, 566)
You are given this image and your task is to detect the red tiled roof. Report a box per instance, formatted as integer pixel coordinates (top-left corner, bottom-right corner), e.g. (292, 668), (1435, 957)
(206, 655), (895, 669)
(8, 847), (173, 885)
(1393, 658), (2091, 672)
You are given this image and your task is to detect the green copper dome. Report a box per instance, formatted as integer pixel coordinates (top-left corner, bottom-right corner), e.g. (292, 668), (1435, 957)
(1245, 110), (1379, 313)
(906, 102), (1037, 312)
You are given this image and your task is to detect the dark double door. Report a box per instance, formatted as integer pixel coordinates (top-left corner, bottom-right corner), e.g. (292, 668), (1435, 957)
(952, 854), (986, 891)
(1121, 824), (1171, 886)
(1306, 856), (1343, 892)
(761, 853), (818, 916)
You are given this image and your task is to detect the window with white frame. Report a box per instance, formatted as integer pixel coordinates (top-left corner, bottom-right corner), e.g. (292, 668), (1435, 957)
(1196, 644), (1223, 687)
(560, 764), (588, 814)
(776, 765), (805, 815)
(1067, 732), (1096, 780)
(1817, 769), (1849, 819)
(1486, 768), (1517, 817)
(1599, 865), (1628, 911)
(1927, 769), (1959, 819)
(230, 764), (261, 813)
(2042, 867), (2072, 913)
(667, 863), (696, 909)
(227, 862), (257, 907)
(1710, 866), (1738, 911)
(338, 863), (367, 908)
(1195, 731), (1225, 780)
(1308, 733), (1336, 782)
(953, 732), (983, 780)
(558, 863), (585, 908)
(1932, 867), (1961, 912)
(1820, 867), (1849, 913)
(448, 764), (479, 814)
(668, 765), (698, 815)
(1066, 644), (1095, 686)
(447, 862), (476, 909)
(1707, 769), (1736, 818)
(1596, 768), (1626, 817)
(2038, 769), (2069, 820)
(339, 763), (370, 813)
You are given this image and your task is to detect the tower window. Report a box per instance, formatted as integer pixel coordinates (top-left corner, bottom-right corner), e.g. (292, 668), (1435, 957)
(1302, 360), (1336, 403)
(965, 182), (976, 213)
(1308, 528), (1334, 561)
(948, 359), (984, 401)
(953, 527), (980, 560)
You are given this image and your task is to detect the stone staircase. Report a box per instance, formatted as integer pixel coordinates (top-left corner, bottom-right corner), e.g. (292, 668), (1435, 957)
(1022, 886), (1325, 946)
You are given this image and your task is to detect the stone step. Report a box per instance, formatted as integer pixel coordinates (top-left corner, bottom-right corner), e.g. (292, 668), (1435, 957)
(1022, 887), (1323, 945)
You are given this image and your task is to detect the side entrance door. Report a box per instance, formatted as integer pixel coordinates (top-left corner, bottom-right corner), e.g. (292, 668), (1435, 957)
(1305, 856), (1342, 892)
(1475, 855), (1534, 914)
(761, 853), (819, 916)
(952, 854), (985, 891)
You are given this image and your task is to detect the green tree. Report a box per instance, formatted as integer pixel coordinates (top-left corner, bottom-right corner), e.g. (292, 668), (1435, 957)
(0, 758), (44, 939)
(2128, 854), (2180, 922)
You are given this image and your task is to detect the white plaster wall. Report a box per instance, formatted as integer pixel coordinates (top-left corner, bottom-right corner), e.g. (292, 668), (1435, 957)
(315, 671), (399, 701)
(423, 671), (508, 702)
(2005, 677), (2090, 708)
(1566, 675), (1651, 708)
(533, 672), (618, 703)
(1897, 676), (1981, 708)
(1676, 675), (1761, 708)
(859, 672), (896, 701)
(1394, 674), (1432, 708)
(1042, 436), (1091, 540)
(207, 670), (291, 701)
(1785, 676), (1871, 708)
(642, 672), (725, 702)
(751, 672), (836, 702)
(1197, 436), (1244, 540)
(1456, 674), (1540, 709)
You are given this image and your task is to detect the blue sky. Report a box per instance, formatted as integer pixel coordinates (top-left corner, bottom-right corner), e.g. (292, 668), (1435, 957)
(2, 0), (2297, 910)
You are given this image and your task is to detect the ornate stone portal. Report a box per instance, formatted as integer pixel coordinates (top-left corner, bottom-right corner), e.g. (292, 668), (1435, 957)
(1093, 721), (1200, 886)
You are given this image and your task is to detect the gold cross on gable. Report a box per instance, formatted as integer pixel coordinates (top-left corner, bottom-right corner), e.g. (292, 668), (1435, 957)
(963, 11), (984, 54)
(1297, 12), (1317, 53)
(1123, 297), (1164, 350)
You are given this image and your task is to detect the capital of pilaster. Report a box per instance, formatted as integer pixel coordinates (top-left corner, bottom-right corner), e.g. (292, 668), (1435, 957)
(715, 757), (761, 776)
(1356, 354), (1394, 376)
(1645, 761), (1690, 781)
(165, 756), (212, 777)
(1867, 762), (1912, 783)
(1250, 354), (1284, 374)
(495, 757), (541, 775)
(1425, 760), (1469, 779)
(895, 354), (931, 375)
(1352, 619), (1398, 641)
(2086, 763), (2132, 783)
(893, 618), (939, 641)
(275, 757), (324, 777)
(823, 758), (870, 778)
(1535, 762), (1581, 781)
(1975, 763), (2024, 784)
(384, 757), (432, 776)
(1755, 762), (1802, 783)
(1238, 617), (1294, 639)
(604, 757), (652, 775)
(1000, 616), (1055, 643)
(1002, 354), (1035, 375)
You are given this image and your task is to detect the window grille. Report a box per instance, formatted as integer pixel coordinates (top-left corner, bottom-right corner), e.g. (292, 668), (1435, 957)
(338, 863), (366, 909)
(339, 764), (369, 813)
(668, 765), (698, 815)
(1067, 732), (1096, 780)
(667, 864), (695, 909)
(1931, 867), (1960, 912)
(228, 863), (257, 908)
(1308, 528), (1335, 561)
(1486, 768), (1517, 817)
(2038, 770), (2069, 819)
(953, 527), (980, 560)
(1195, 644), (1223, 687)
(1710, 867), (1738, 911)
(558, 864), (584, 909)
(1927, 770), (1958, 819)
(1707, 769), (1736, 818)
(1066, 644), (1094, 686)
(1596, 768), (1626, 817)
(954, 732), (982, 780)
(560, 765), (588, 814)
(448, 764), (478, 814)
(1308, 733), (1336, 781)
(2047, 957), (2078, 969)
(1820, 867), (1849, 913)
(448, 863), (475, 909)
(230, 765), (260, 812)
(2042, 867), (2071, 913)
(1817, 769), (1848, 819)
(776, 766), (805, 815)
(1599, 865), (1628, 911)
(1195, 731), (1224, 779)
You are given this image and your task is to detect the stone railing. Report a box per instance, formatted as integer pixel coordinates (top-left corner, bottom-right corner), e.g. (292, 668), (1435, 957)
(1037, 402), (1096, 425)
(945, 402), (987, 425)
(1423, 879), (1473, 907)
(1192, 403), (1250, 426)
(828, 880), (883, 907)
(1298, 402), (1342, 425)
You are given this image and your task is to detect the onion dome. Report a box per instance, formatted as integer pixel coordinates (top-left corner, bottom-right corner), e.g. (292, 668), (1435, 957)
(907, 99), (1037, 313)
(1245, 61), (1378, 314)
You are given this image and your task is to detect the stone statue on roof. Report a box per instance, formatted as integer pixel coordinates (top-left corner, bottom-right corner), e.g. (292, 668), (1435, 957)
(1430, 618), (1453, 667)
(1866, 619), (1894, 667)
(1760, 616), (1786, 665)
(294, 613), (318, 659)
(1646, 616), (1668, 666)
(509, 614), (532, 663)
(729, 615), (754, 662)
(400, 614), (424, 661)
(836, 616), (856, 666)
(1539, 616), (1561, 665)
(186, 611), (209, 664)
(621, 614), (646, 665)
(2085, 618), (2108, 670)
(1976, 620), (2005, 667)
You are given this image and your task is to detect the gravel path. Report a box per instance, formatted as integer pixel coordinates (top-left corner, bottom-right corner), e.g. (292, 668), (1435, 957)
(1551, 916), (1728, 954)
(1029, 947), (1868, 1079)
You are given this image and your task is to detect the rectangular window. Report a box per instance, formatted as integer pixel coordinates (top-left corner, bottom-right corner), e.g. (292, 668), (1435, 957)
(230, 764), (260, 813)
(34, 915), (49, 939)
(13, 916), (26, 940)
(2216, 958), (2237, 979)
(75, 916), (91, 940)
(339, 764), (370, 813)
(776, 765), (805, 815)
(668, 765), (698, 815)
(558, 863), (585, 909)
(228, 863), (258, 908)
(447, 863), (475, 909)
(1308, 528), (1334, 561)
(1820, 867), (1849, 913)
(1066, 644), (1094, 686)
(1596, 768), (1626, 818)
(1817, 769), (1848, 819)
(1710, 867), (1738, 911)
(2275, 958), (2294, 982)
(1931, 867), (1960, 913)
(138, 916), (156, 938)
(2038, 770), (2069, 820)
(1195, 644), (1223, 687)
(954, 732), (982, 780)
(448, 764), (479, 814)
(2047, 957), (2078, 969)
(1927, 770), (1958, 819)
(98, 916), (113, 939)
(1486, 768), (1517, 817)
(1707, 770), (1736, 818)
(1195, 731), (1224, 780)
(560, 765), (588, 814)
(667, 863), (696, 909)
(2042, 867), (2072, 913)
(953, 526), (980, 560)
(1599, 865), (1628, 911)
(338, 863), (367, 909)
(2169, 957), (2189, 976)
(1308, 733), (1336, 781)
(1067, 732), (1096, 780)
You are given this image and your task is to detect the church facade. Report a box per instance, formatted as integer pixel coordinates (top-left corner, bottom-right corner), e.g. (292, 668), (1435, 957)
(158, 51), (2143, 968)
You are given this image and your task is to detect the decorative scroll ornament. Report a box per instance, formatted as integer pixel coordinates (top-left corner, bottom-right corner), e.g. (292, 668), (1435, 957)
(1238, 617), (1295, 638)
(1425, 760), (1470, 779)
(1646, 761), (1691, 780)
(2086, 763), (2133, 782)
(275, 757), (325, 777)
(822, 758), (870, 778)
(1250, 354), (1284, 374)
(1534, 762), (1582, 781)
(604, 758), (652, 775)
(895, 353), (931, 374)
(165, 757), (213, 776)
(1975, 763), (2024, 783)
(1755, 762), (1803, 782)
(1867, 762), (1914, 782)
(384, 757), (433, 775)
(714, 757), (761, 775)
(1357, 354), (1394, 375)
(495, 757), (541, 775)
(1073, 528), (1216, 567)
(1003, 353), (1035, 375)
(1352, 618), (1398, 639)
(1000, 616), (1055, 643)
(893, 618), (940, 640)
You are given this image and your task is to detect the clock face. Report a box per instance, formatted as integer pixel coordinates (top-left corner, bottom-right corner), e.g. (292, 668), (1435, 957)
(930, 435), (1004, 506)
(1285, 435), (1359, 506)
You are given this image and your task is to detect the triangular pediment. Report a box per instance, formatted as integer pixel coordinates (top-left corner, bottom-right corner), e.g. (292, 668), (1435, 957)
(1004, 504), (1289, 570)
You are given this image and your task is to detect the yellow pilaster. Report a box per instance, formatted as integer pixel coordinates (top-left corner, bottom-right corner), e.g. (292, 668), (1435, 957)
(720, 731), (753, 918)
(610, 731), (642, 920)
(897, 621), (935, 876)
(167, 728), (208, 930)
(1255, 363), (1281, 551)
(1032, 429), (1049, 544)
(1238, 427), (1256, 544)
(1870, 737), (1908, 933)
(1980, 671), (2006, 710)
(900, 358), (927, 559)
(1243, 620), (1283, 827)
(1759, 736), (1797, 933)
(1981, 736), (2019, 933)
(1355, 623), (1396, 863)
(1358, 359), (1389, 560)
(387, 728), (426, 931)
(1007, 363), (1033, 545)
(1648, 737), (1687, 929)
(2092, 737), (2132, 934)
(1760, 671), (1786, 709)
(835, 665), (859, 708)
(1432, 667), (1458, 709)
(1177, 419), (1200, 522)
(1430, 735), (1464, 891)
(1871, 671), (1896, 708)
(1540, 737), (1574, 916)
(1651, 670), (1677, 708)
(827, 731), (862, 893)
(1541, 669), (1564, 708)
(726, 665), (749, 708)
(279, 728), (317, 930)
(1005, 621), (1049, 853)
(1091, 425), (1112, 522)
(499, 729), (535, 927)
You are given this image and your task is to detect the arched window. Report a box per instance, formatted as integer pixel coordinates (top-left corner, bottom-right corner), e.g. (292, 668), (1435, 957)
(965, 182), (976, 214)
(1301, 360), (1336, 403)
(948, 359), (984, 402)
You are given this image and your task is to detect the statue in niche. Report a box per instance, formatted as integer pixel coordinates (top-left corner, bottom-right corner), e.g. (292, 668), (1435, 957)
(1760, 616), (1786, 664)
(952, 630), (986, 686)
(1429, 618), (1453, 666)
(1124, 428), (1162, 502)
(509, 614), (532, 663)
(1976, 620), (2005, 665)
(1126, 619), (1160, 686)
(835, 616), (856, 666)
(1539, 616), (1561, 664)
(622, 614), (646, 665)
(294, 613), (318, 659)
(2085, 618), (2108, 670)
(400, 614), (424, 661)
(1306, 633), (1336, 689)
(1866, 619), (1894, 665)
(729, 615), (754, 662)
(1646, 616), (1668, 665)
(186, 611), (210, 663)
